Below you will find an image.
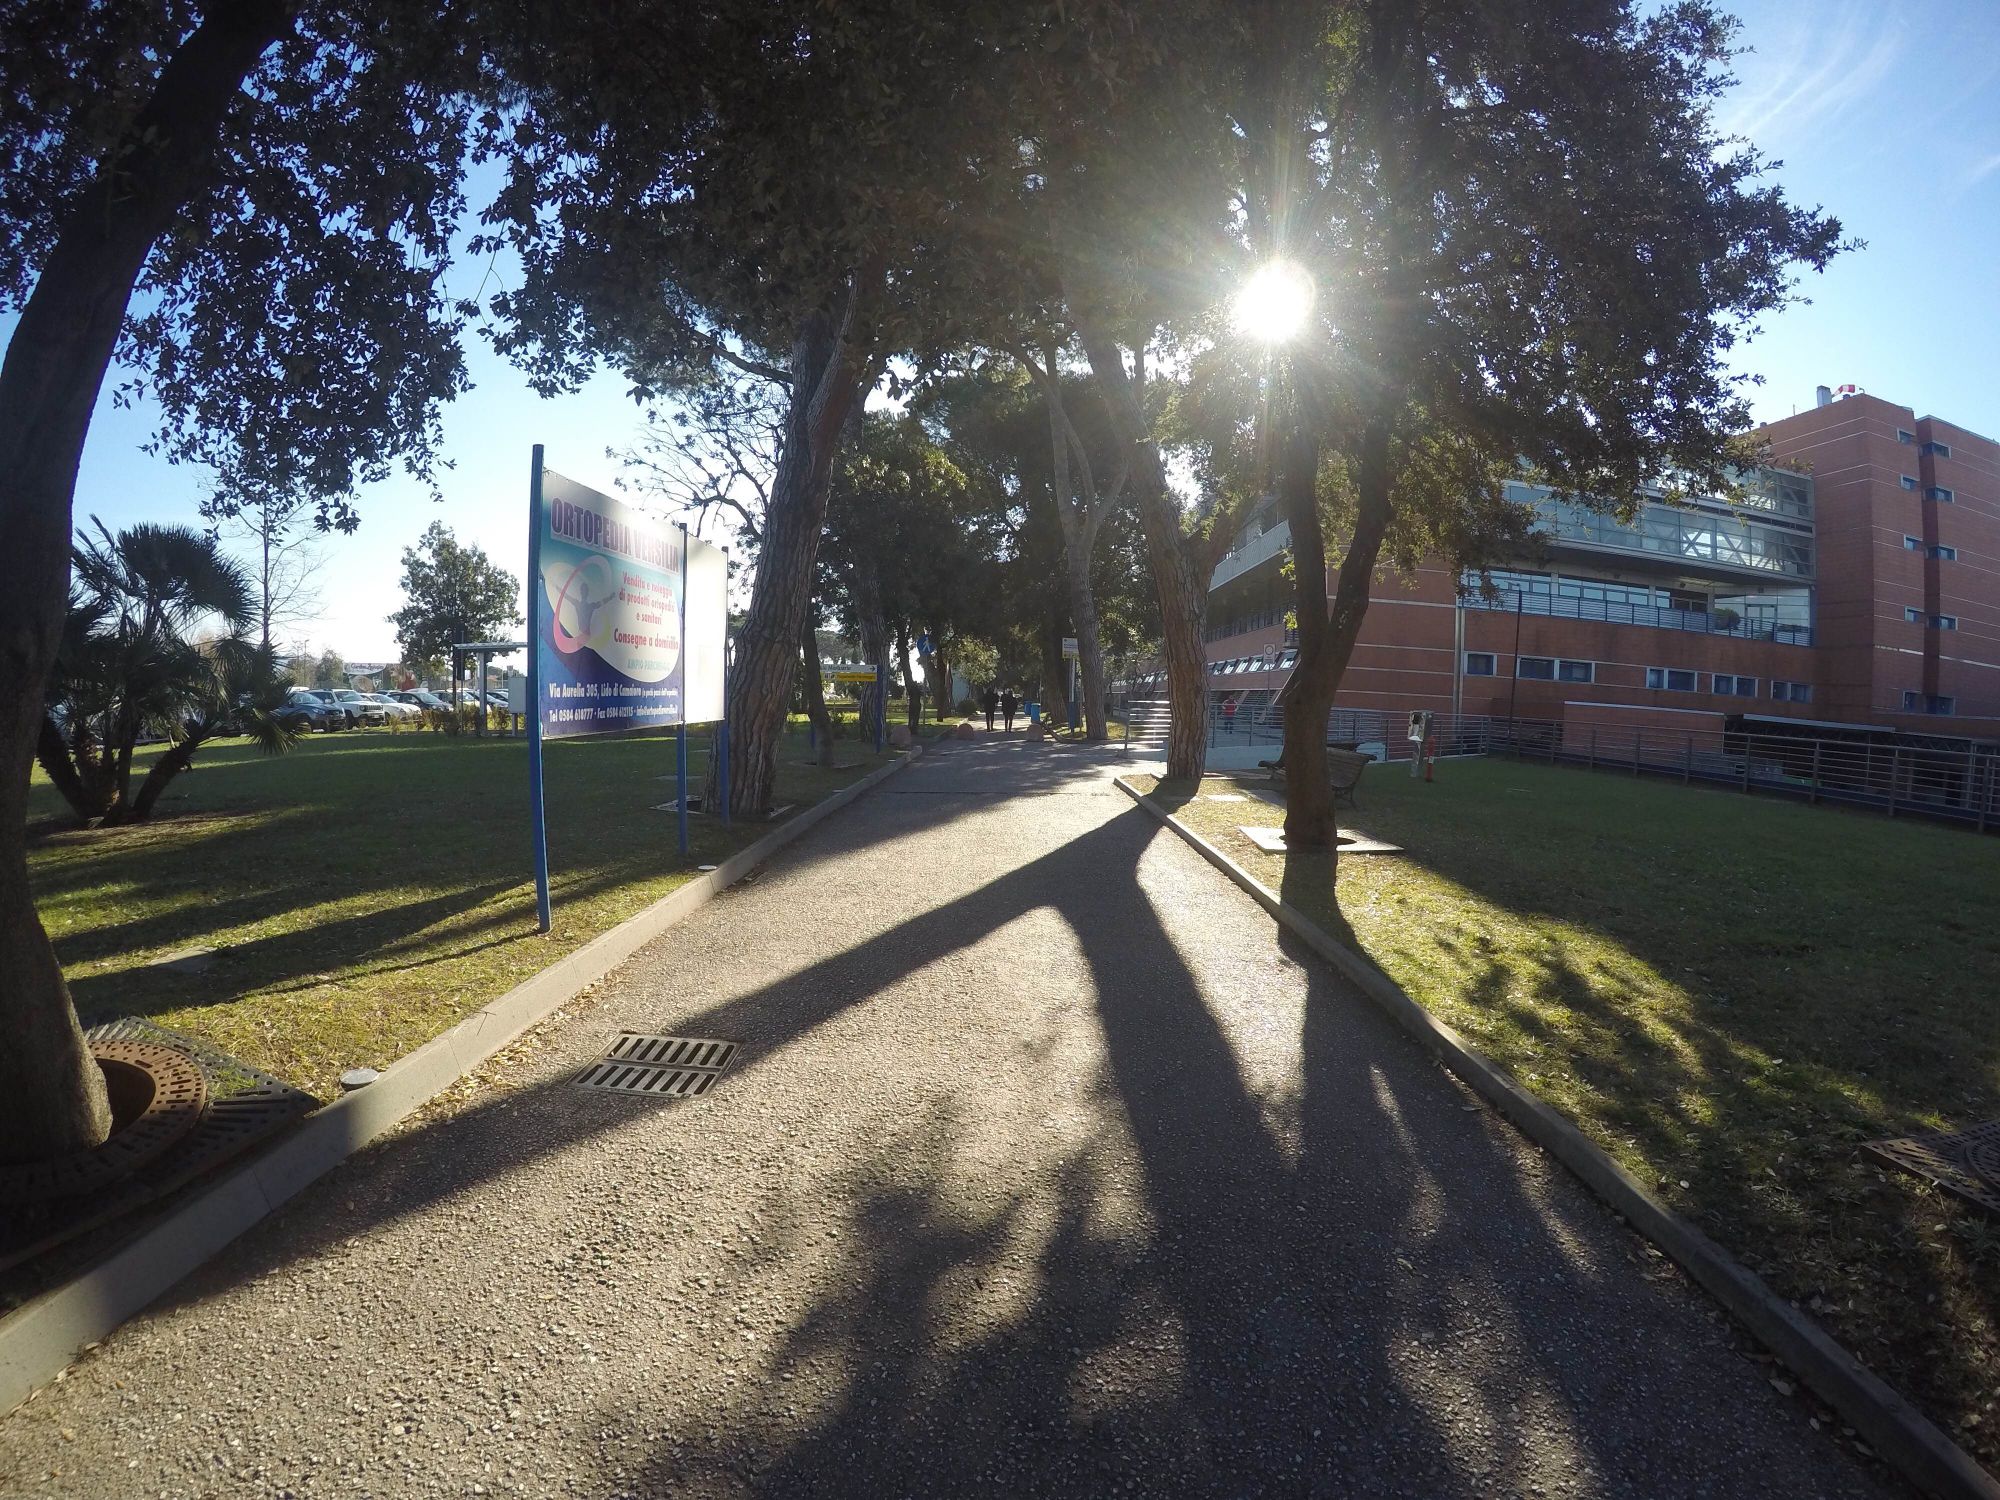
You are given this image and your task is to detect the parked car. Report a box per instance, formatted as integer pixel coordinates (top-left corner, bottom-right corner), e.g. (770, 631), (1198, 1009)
(362, 691), (422, 723)
(278, 690), (344, 733)
(290, 688), (354, 728)
(389, 689), (451, 712)
(290, 687), (369, 728)
(319, 688), (387, 726)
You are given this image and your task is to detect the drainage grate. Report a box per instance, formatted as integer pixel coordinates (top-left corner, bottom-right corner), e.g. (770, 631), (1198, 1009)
(1864, 1121), (2000, 1217)
(0, 1020), (318, 1274)
(572, 1034), (739, 1100)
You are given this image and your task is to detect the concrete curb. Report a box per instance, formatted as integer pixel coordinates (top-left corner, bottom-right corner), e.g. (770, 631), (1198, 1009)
(0, 746), (924, 1417)
(1117, 775), (1999, 1500)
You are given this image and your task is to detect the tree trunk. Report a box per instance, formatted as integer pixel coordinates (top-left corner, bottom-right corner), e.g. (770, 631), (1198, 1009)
(0, 0), (296, 1164)
(799, 620), (835, 767)
(1036, 364), (1113, 742)
(1281, 417), (1394, 850)
(859, 598), (891, 748)
(1061, 532), (1110, 740)
(1074, 321), (1219, 779)
(723, 280), (877, 815)
(1040, 614), (1068, 723)
(895, 624), (920, 733)
(123, 736), (202, 824)
(35, 716), (97, 825)
(927, 637), (955, 718)
(259, 520), (274, 657)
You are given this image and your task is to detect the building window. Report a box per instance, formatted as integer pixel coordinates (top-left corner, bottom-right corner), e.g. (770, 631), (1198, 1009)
(1713, 674), (1758, 697)
(1516, 656), (1556, 680)
(1557, 659), (1595, 683)
(1905, 606), (1926, 623)
(1922, 440), (1952, 458)
(1904, 535), (1923, 550)
(1463, 652), (1496, 677)
(1934, 614), (1958, 630)
(1900, 475), (1918, 491)
(1931, 544), (1958, 561)
(1771, 680), (1813, 703)
(1646, 667), (1697, 692)
(1897, 428), (1915, 444)
(1904, 691), (1956, 715)
(1928, 486), (1955, 503)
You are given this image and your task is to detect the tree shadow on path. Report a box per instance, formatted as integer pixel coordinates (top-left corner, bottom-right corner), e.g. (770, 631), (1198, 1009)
(131, 747), (1883, 1499)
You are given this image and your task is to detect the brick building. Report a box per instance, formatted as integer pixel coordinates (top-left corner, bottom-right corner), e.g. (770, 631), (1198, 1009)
(1195, 387), (2000, 741)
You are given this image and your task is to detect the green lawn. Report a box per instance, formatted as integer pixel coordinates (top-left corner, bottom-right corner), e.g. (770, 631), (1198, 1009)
(1137, 759), (2000, 1464)
(28, 723), (896, 1102)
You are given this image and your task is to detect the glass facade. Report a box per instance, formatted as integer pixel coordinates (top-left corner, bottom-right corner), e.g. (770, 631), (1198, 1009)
(1504, 477), (1814, 579)
(1460, 566), (1813, 644)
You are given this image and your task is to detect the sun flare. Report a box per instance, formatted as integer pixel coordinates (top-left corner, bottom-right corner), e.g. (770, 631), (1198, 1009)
(1232, 260), (1315, 344)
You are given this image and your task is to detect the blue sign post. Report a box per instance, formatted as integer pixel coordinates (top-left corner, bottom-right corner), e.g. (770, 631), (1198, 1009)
(675, 538), (690, 858)
(526, 446), (553, 933)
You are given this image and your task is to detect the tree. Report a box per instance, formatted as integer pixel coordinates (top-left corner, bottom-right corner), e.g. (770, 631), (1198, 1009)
(388, 522), (522, 675)
(0, 2), (480, 1161)
(38, 521), (290, 827)
(819, 412), (1006, 737)
(212, 490), (326, 657)
(478, 3), (1162, 816)
(311, 649), (347, 690)
(1221, 0), (1842, 849)
(1005, 351), (1130, 741)
(984, 2), (1249, 778)
(917, 365), (1160, 729)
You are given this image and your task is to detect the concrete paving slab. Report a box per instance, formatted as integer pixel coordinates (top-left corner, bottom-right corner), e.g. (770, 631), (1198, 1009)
(1239, 824), (1404, 855)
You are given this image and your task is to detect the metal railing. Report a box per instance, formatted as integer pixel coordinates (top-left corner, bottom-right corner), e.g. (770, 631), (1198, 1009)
(1117, 698), (2000, 833)
(1481, 716), (2000, 832)
(1122, 699), (1446, 764)
(1463, 588), (1813, 645)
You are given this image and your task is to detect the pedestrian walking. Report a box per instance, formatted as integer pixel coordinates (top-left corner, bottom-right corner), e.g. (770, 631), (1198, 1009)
(982, 686), (999, 732)
(1001, 688), (1020, 732)
(1222, 694), (1238, 735)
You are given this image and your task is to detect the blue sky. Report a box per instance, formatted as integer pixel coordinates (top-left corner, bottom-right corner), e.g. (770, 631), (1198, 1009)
(30, 0), (2000, 662)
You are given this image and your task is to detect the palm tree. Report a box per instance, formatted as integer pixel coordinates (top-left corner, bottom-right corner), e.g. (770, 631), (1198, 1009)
(38, 520), (292, 826)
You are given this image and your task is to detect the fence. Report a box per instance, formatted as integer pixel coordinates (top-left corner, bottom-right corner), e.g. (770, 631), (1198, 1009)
(1116, 697), (2000, 833)
(1482, 715), (2000, 832)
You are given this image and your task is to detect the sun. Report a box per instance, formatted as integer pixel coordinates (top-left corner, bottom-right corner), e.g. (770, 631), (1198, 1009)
(1232, 260), (1315, 344)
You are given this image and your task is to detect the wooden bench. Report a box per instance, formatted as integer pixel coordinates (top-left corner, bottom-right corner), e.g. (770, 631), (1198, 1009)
(1257, 745), (1375, 809)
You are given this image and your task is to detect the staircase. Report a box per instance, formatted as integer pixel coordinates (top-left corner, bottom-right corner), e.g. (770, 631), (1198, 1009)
(1124, 699), (1173, 753)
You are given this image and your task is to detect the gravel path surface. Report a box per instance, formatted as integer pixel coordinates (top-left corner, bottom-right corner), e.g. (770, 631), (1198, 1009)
(2, 737), (1896, 1498)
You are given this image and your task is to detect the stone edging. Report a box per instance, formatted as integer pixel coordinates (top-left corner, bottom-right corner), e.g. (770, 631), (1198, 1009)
(1116, 775), (1998, 1500)
(0, 746), (924, 1417)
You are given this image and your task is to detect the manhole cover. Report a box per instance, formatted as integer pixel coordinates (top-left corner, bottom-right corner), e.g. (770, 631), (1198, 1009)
(1864, 1122), (2000, 1216)
(572, 1033), (739, 1101)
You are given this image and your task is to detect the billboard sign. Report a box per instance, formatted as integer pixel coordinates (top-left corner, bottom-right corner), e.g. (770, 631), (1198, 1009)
(681, 533), (729, 725)
(535, 468), (686, 737)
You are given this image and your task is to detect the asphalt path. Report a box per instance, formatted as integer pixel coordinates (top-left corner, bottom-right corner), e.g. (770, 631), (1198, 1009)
(0, 736), (1895, 1498)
